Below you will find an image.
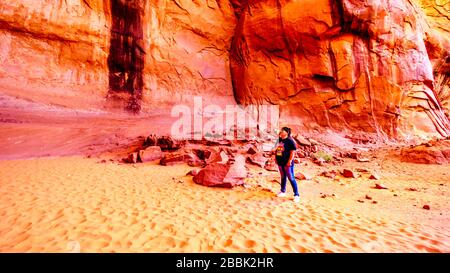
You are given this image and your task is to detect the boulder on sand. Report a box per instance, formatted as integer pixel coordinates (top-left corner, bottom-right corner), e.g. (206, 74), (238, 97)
(138, 146), (163, 162)
(144, 135), (182, 150)
(264, 158), (279, 172)
(157, 136), (181, 150)
(246, 153), (268, 168)
(203, 148), (229, 164)
(160, 151), (197, 166)
(193, 155), (247, 188)
(341, 169), (358, 178)
(143, 134), (158, 146)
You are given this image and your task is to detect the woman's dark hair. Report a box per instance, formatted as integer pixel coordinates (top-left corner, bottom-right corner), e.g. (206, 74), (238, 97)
(278, 127), (292, 142)
(281, 127), (292, 137)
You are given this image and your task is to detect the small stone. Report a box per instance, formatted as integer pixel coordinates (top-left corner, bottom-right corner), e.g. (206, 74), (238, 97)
(357, 157), (370, 162)
(247, 146), (259, 155)
(320, 193), (336, 199)
(407, 187), (418, 192)
(294, 172), (312, 180)
(372, 201), (378, 204)
(320, 170), (337, 179)
(357, 199), (364, 203)
(423, 205), (430, 210)
(341, 169), (357, 178)
(365, 195), (372, 200)
(369, 173), (380, 180)
(375, 183), (388, 189)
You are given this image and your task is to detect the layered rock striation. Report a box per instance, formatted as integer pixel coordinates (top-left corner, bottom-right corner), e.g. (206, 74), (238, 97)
(0, 0), (449, 140)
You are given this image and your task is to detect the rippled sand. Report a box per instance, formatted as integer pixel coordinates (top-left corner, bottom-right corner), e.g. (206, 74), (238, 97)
(0, 156), (448, 253)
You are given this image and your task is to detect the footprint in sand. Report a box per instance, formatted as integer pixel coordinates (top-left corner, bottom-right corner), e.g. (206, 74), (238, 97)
(223, 239), (233, 247)
(66, 241), (81, 253)
(244, 239), (257, 248)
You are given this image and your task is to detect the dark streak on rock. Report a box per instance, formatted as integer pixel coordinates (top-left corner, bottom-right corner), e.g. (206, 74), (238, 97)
(107, 0), (145, 113)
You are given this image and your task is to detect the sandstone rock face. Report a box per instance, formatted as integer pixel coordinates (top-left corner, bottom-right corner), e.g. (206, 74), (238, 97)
(416, 0), (450, 122)
(400, 139), (450, 164)
(230, 0), (450, 139)
(0, 0), (237, 111)
(0, 0), (110, 109)
(0, 0), (449, 141)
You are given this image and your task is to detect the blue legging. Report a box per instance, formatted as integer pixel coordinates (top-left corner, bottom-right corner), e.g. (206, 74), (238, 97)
(278, 164), (299, 196)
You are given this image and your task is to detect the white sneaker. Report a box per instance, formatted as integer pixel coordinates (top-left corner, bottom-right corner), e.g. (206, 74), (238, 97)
(277, 192), (287, 198)
(293, 196), (300, 203)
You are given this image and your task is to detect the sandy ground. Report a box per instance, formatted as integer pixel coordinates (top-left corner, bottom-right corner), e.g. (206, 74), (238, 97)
(0, 154), (448, 253)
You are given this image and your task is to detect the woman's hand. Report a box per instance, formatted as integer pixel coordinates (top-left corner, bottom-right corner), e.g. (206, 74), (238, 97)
(286, 151), (295, 166)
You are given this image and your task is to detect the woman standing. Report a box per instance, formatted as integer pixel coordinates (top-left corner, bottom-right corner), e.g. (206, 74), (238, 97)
(273, 127), (300, 203)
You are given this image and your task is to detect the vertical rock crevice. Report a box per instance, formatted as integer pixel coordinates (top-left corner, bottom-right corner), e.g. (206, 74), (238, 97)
(107, 0), (145, 113)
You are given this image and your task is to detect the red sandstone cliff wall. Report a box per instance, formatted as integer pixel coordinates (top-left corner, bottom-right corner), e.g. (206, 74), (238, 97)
(230, 0), (450, 139)
(0, 0), (448, 140)
(416, 0), (450, 123)
(0, 0), (236, 111)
